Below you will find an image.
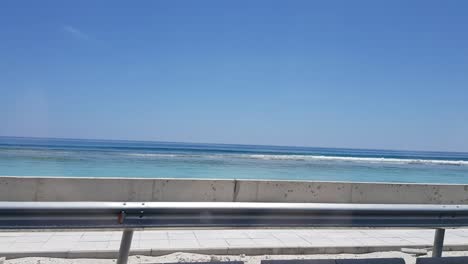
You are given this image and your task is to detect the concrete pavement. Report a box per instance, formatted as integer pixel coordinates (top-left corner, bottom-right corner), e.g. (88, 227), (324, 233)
(1, 229), (468, 259)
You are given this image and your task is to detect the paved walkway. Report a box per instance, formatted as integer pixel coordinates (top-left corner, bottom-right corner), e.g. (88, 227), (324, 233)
(1, 229), (468, 258)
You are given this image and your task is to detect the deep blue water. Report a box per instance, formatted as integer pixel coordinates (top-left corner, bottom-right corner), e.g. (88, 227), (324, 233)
(1, 137), (468, 183)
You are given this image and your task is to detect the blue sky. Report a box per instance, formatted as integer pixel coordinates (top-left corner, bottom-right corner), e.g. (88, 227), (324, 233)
(1, 1), (467, 151)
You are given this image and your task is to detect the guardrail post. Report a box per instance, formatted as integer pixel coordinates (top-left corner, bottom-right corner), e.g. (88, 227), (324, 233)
(432, 228), (445, 257)
(116, 229), (134, 264)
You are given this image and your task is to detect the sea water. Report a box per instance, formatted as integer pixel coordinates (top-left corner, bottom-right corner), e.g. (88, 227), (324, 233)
(1, 137), (468, 184)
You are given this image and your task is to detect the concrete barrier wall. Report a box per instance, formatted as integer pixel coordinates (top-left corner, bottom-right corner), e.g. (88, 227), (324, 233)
(1, 176), (468, 204)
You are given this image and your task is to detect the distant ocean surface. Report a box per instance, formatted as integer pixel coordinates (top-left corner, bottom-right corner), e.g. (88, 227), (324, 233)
(1, 137), (468, 184)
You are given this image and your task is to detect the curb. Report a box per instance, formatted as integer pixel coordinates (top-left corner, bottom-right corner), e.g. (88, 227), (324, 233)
(2, 244), (468, 259)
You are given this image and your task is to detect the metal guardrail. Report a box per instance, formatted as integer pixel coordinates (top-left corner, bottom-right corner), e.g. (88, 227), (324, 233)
(1, 202), (468, 263)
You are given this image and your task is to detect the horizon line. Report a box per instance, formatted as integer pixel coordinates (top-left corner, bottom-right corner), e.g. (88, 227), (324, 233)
(1, 135), (467, 155)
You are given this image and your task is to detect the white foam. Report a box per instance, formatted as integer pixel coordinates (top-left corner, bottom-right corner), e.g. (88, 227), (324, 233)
(242, 154), (468, 166)
(125, 152), (468, 166)
(127, 153), (179, 158)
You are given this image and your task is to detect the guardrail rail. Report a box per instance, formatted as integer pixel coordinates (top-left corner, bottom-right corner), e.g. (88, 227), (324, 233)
(1, 202), (468, 264)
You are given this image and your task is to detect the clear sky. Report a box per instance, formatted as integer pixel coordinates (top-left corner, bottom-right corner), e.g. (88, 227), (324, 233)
(1, 1), (467, 152)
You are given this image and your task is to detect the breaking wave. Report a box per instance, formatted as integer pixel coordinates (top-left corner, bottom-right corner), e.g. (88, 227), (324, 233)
(243, 154), (468, 166)
(128, 153), (180, 158)
(126, 153), (468, 166)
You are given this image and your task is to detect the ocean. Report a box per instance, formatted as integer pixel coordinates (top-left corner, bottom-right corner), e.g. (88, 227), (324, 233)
(0, 137), (467, 184)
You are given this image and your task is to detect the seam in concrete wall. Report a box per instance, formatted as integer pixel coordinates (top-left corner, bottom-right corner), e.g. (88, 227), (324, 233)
(233, 179), (240, 202)
(34, 178), (40, 201)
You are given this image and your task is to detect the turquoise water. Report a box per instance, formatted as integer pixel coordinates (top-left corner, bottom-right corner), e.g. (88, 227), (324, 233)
(1, 137), (468, 183)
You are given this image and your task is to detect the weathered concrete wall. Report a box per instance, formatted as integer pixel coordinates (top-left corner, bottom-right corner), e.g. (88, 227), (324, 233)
(1, 176), (468, 204)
